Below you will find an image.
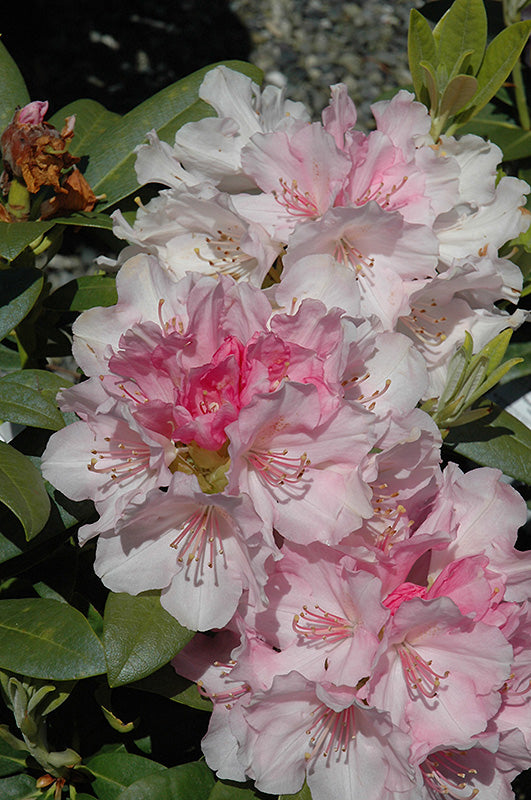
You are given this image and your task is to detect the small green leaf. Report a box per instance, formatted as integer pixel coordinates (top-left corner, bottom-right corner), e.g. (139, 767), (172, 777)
(280, 783), (313, 800)
(85, 752), (165, 800)
(0, 270), (43, 342)
(433, 0), (487, 77)
(455, 20), (531, 124)
(0, 598), (106, 680)
(0, 221), (55, 262)
(103, 592), (195, 688)
(0, 343), (21, 374)
(420, 61), (439, 112)
(439, 74), (478, 116)
(46, 276), (117, 312)
(0, 772), (36, 800)
(0, 736), (26, 777)
(116, 761), (215, 800)
(0, 41), (30, 132)
(0, 442), (50, 540)
(51, 212), (114, 230)
(408, 9), (438, 101)
(445, 403), (531, 483)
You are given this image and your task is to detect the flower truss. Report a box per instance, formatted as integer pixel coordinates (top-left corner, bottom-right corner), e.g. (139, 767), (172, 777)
(43, 67), (531, 800)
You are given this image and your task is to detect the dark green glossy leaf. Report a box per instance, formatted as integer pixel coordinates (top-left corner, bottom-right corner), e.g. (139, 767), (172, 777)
(104, 592), (195, 687)
(0, 598), (106, 679)
(0, 269), (43, 342)
(0, 221), (55, 262)
(0, 772), (36, 799)
(52, 62), (261, 210)
(455, 21), (531, 124)
(500, 342), (531, 382)
(445, 403), (531, 483)
(0, 442), (50, 540)
(459, 103), (531, 161)
(208, 780), (261, 799)
(131, 663), (212, 712)
(433, 0), (487, 77)
(0, 41), (30, 132)
(0, 343), (21, 374)
(0, 736), (26, 777)
(46, 275), (117, 312)
(50, 98), (121, 156)
(85, 751), (165, 800)
(0, 373), (66, 431)
(408, 9), (438, 101)
(117, 761), (215, 800)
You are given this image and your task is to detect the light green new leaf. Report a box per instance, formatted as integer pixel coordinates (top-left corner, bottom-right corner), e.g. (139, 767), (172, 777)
(455, 21), (531, 123)
(0, 371), (67, 430)
(0, 221), (55, 262)
(0, 772), (36, 800)
(439, 74), (478, 116)
(85, 752), (165, 800)
(103, 592), (195, 687)
(117, 761), (215, 800)
(445, 403), (531, 483)
(46, 275), (118, 312)
(408, 9), (438, 101)
(0, 442), (50, 540)
(0, 598), (106, 679)
(0, 41), (30, 132)
(0, 269), (43, 342)
(433, 0), (487, 77)
(0, 736), (26, 778)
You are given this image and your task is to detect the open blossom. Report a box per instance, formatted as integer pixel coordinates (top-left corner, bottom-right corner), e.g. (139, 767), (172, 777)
(40, 63), (531, 799)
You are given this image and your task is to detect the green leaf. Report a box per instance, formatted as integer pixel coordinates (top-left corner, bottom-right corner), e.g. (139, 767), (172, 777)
(0, 374), (66, 431)
(0, 598), (106, 679)
(103, 592), (195, 687)
(51, 212), (114, 230)
(208, 780), (260, 799)
(0, 221), (55, 262)
(0, 41), (30, 132)
(0, 369), (71, 403)
(0, 343), (21, 374)
(46, 275), (117, 312)
(458, 102), (531, 160)
(0, 736), (26, 777)
(53, 61), (261, 210)
(0, 442), (50, 540)
(85, 752), (165, 800)
(0, 269), (43, 342)
(49, 98), (121, 158)
(116, 761), (215, 800)
(501, 341), (531, 382)
(455, 20), (531, 124)
(445, 403), (531, 483)
(131, 663), (212, 712)
(0, 773), (36, 800)
(280, 783), (313, 800)
(438, 74), (478, 116)
(408, 9), (438, 101)
(433, 0), (487, 77)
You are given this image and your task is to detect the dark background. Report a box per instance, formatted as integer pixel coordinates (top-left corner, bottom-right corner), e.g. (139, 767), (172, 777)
(1, 0), (252, 116)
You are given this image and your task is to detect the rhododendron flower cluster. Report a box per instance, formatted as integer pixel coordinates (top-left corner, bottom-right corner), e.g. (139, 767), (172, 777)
(42, 67), (531, 799)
